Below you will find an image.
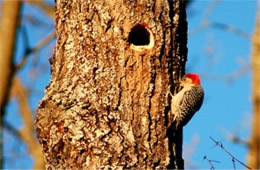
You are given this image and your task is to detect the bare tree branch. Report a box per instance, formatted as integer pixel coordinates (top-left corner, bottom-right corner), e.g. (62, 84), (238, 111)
(202, 0), (220, 22)
(11, 77), (45, 169)
(200, 63), (250, 83)
(3, 121), (22, 140)
(15, 30), (56, 71)
(24, 0), (54, 19)
(190, 22), (250, 39)
(189, 0), (250, 39)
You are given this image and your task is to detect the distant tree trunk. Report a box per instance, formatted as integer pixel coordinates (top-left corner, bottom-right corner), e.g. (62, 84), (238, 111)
(35, 0), (187, 169)
(0, 1), (21, 168)
(248, 2), (260, 169)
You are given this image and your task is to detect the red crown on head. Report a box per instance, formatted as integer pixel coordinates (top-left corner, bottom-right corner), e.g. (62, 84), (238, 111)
(185, 73), (201, 85)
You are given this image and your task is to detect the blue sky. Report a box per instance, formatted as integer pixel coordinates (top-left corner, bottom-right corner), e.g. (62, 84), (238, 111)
(3, 0), (258, 169)
(184, 0), (257, 169)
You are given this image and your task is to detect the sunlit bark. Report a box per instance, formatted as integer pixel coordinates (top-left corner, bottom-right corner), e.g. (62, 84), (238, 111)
(35, 0), (188, 169)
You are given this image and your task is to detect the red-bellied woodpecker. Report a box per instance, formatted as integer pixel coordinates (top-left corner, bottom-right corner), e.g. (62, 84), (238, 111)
(170, 73), (204, 129)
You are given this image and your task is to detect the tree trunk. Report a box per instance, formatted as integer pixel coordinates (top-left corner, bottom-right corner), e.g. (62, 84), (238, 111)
(35, 0), (187, 169)
(248, 2), (260, 169)
(0, 1), (21, 168)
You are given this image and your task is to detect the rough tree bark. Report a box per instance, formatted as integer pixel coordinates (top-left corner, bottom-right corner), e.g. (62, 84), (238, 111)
(35, 0), (187, 169)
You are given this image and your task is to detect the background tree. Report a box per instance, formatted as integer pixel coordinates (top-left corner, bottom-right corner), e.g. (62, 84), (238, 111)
(248, 3), (260, 168)
(0, 0), (55, 168)
(0, 1), (21, 167)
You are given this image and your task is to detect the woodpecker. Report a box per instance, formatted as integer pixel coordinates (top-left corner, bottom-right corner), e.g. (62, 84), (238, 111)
(170, 73), (204, 129)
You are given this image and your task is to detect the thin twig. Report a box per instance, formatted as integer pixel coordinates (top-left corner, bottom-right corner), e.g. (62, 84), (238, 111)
(189, 0), (250, 40)
(24, 14), (54, 28)
(202, 0), (220, 22)
(207, 22), (250, 39)
(203, 155), (220, 170)
(232, 157), (236, 170)
(209, 136), (252, 169)
(189, 22), (250, 39)
(21, 24), (30, 52)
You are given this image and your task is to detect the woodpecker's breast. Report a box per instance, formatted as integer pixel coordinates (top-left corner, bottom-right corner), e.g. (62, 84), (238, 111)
(171, 84), (204, 127)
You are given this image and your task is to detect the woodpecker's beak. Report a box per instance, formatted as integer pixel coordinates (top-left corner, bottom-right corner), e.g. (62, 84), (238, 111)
(180, 77), (186, 83)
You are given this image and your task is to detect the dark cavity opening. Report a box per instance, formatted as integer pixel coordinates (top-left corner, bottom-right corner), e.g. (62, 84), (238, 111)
(128, 24), (150, 46)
